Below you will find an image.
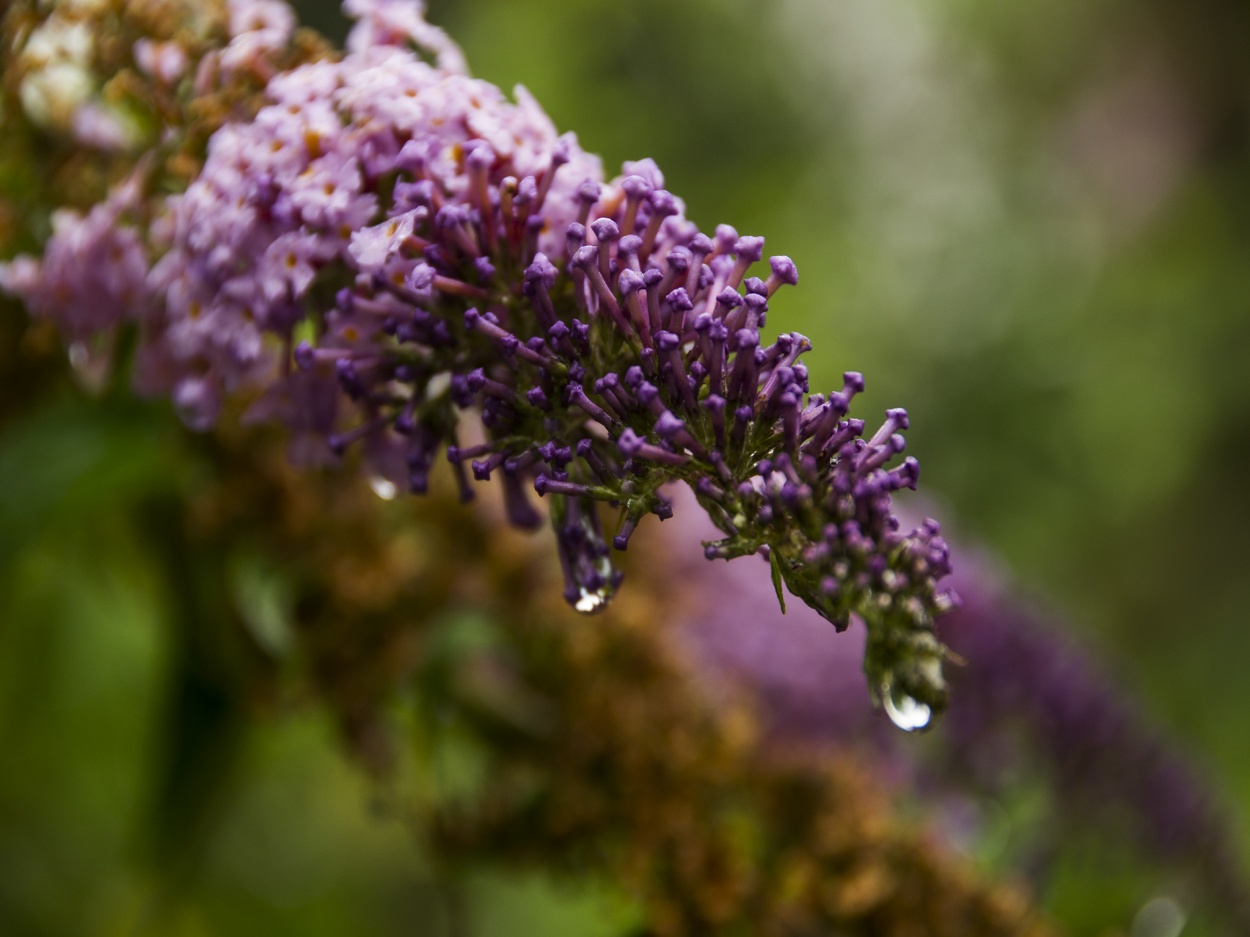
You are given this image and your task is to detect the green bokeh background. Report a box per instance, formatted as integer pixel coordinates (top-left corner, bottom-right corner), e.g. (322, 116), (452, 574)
(3, 0), (1249, 932)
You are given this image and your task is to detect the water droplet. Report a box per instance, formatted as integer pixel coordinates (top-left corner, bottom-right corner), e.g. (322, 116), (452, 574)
(425, 371), (452, 398)
(68, 342), (90, 371)
(1132, 897), (1186, 937)
(882, 680), (932, 732)
(369, 475), (398, 500)
(574, 586), (611, 614)
(66, 339), (111, 393)
(558, 498), (620, 615)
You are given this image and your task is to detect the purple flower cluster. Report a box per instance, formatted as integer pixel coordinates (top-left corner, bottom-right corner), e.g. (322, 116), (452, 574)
(0, 176), (150, 342)
(0, 0), (956, 712)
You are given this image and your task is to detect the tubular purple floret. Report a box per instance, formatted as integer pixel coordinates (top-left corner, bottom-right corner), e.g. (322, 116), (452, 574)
(613, 514), (640, 551)
(435, 203), (482, 258)
(293, 340), (317, 370)
(653, 493), (673, 519)
(572, 244), (628, 329)
(633, 380), (664, 415)
(523, 289), (558, 335)
(704, 320), (728, 397)
(826, 391), (850, 417)
(889, 457), (921, 490)
(576, 179), (601, 204)
(714, 287), (744, 320)
(464, 140), (494, 212)
(335, 358), (369, 400)
(472, 451), (507, 481)
(782, 396), (802, 453)
(658, 246), (691, 299)
(617, 268), (650, 344)
(463, 308), (516, 354)
(640, 189), (679, 260)
(525, 252), (559, 290)
(765, 255), (799, 297)
(501, 473), (544, 529)
(327, 416), (385, 457)
(465, 367), (517, 402)
(701, 394), (728, 449)
(575, 438), (617, 485)
(620, 175), (652, 234)
(855, 433), (907, 474)
(565, 383), (619, 429)
(532, 133), (573, 214)
(731, 404), (754, 448)
(618, 267), (646, 296)
(695, 476), (726, 502)
(654, 329), (697, 409)
(565, 222), (586, 259)
(513, 175), (539, 211)
(503, 451), (539, 475)
(617, 234), (643, 270)
(473, 257), (497, 283)
(538, 440), (574, 468)
(575, 181), (600, 227)
(868, 407), (910, 448)
(534, 474), (615, 500)
(592, 375), (632, 422)
(546, 319), (575, 354)
(590, 217), (620, 275)
(685, 233), (713, 294)
(654, 409), (706, 458)
(445, 441), (497, 463)
(711, 224), (739, 258)
(617, 428), (690, 467)
(522, 252), (560, 327)
(802, 402), (843, 454)
(643, 268), (665, 336)
(663, 287), (694, 333)
(726, 331), (761, 404)
(792, 363), (809, 393)
(820, 418), (866, 458)
(727, 235), (766, 290)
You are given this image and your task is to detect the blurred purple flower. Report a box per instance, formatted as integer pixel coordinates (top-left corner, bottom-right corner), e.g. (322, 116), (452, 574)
(939, 557), (1250, 930)
(670, 494), (1250, 926)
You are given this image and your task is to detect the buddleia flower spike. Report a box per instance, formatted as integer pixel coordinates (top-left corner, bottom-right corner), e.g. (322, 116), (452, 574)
(0, 0), (957, 722)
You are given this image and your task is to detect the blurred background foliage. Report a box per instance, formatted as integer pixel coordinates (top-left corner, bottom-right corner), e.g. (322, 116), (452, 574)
(3, 0), (1250, 933)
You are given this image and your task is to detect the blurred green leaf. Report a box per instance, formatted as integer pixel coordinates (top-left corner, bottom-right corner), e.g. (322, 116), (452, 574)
(0, 395), (187, 570)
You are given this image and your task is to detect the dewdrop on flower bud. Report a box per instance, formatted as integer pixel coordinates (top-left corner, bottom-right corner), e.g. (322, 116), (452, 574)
(881, 678), (933, 732)
(369, 476), (399, 500)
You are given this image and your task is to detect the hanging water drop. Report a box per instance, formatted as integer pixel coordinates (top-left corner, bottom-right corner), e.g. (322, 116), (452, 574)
(1132, 896), (1186, 937)
(574, 585), (612, 614)
(554, 495), (621, 615)
(66, 339), (111, 393)
(881, 679), (932, 732)
(369, 475), (398, 500)
(68, 341), (90, 372)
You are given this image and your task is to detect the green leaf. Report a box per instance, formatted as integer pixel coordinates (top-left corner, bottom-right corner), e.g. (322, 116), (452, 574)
(768, 549), (786, 614)
(0, 395), (186, 570)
